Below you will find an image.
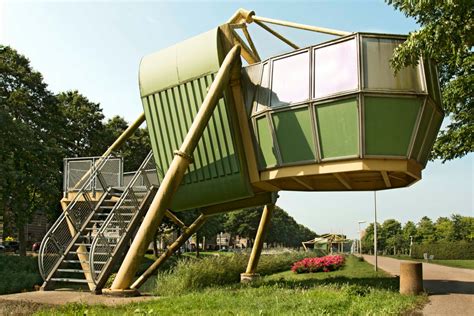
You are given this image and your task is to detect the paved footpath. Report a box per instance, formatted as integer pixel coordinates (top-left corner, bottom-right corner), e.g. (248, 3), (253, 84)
(363, 255), (474, 315)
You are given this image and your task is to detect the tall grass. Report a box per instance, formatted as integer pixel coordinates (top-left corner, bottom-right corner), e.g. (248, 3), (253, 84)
(155, 250), (320, 296)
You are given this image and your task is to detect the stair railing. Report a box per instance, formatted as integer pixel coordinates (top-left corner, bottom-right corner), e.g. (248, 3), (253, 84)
(38, 155), (118, 282)
(89, 151), (160, 287)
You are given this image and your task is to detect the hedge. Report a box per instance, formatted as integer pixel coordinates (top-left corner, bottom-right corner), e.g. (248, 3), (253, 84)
(411, 241), (474, 259)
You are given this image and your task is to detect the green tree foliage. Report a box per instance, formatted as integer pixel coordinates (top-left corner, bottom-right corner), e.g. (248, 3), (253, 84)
(103, 116), (151, 171)
(387, 0), (473, 161)
(0, 45), (65, 255)
(56, 90), (106, 157)
(361, 214), (472, 255)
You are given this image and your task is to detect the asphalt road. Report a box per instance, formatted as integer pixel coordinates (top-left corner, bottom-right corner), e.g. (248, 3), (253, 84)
(363, 255), (474, 315)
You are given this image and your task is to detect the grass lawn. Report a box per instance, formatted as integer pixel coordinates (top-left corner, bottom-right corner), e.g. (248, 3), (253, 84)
(35, 256), (427, 315)
(386, 255), (474, 270)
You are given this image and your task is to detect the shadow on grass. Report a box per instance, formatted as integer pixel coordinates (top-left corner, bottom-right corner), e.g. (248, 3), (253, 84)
(258, 275), (399, 292)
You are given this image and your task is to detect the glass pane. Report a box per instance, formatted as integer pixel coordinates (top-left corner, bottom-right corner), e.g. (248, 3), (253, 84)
(271, 51), (309, 107)
(363, 37), (422, 91)
(255, 63), (270, 112)
(314, 39), (358, 98)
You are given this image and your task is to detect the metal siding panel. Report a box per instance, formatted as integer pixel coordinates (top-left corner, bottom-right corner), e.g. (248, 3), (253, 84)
(273, 107), (316, 163)
(364, 96), (421, 156)
(316, 98), (359, 159)
(419, 108), (443, 165)
(256, 116), (278, 167)
(411, 100), (434, 160)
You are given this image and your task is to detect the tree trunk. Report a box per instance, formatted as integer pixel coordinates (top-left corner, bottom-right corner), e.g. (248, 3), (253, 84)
(18, 224), (26, 256)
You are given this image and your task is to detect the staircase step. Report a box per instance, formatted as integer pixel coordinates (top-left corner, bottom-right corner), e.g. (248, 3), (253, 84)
(62, 260), (87, 264)
(50, 278), (93, 284)
(57, 268), (89, 273)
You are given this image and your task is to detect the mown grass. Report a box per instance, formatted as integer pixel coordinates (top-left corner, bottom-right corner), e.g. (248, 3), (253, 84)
(0, 254), (43, 295)
(386, 255), (474, 270)
(36, 256), (427, 315)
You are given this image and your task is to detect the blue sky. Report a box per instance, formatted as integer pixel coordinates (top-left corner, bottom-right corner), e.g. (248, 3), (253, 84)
(1, 0), (472, 238)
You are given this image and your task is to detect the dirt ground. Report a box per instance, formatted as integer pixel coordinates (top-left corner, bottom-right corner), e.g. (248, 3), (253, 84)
(0, 290), (158, 315)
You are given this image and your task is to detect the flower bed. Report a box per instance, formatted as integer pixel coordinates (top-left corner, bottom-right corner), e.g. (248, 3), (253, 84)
(291, 255), (345, 273)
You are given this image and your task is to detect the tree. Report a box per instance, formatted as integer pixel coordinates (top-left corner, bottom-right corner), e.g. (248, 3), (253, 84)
(57, 90), (106, 157)
(402, 220), (417, 253)
(0, 46), (65, 255)
(382, 219), (402, 254)
(434, 216), (455, 241)
(387, 1), (473, 161)
(450, 214), (473, 241)
(103, 116), (151, 171)
(416, 216), (436, 243)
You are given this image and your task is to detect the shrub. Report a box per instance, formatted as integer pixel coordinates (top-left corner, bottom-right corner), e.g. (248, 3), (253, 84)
(291, 255), (345, 273)
(411, 241), (474, 259)
(155, 251), (316, 296)
(0, 255), (43, 294)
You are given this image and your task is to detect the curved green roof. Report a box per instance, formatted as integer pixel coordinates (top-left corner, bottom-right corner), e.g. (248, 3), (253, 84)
(139, 28), (223, 97)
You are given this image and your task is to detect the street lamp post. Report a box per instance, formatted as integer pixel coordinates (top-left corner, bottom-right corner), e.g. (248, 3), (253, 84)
(357, 220), (366, 255)
(373, 191), (378, 272)
(409, 235), (413, 257)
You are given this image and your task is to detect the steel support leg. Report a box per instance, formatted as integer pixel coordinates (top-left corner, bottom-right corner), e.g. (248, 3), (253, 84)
(107, 45), (241, 293)
(130, 214), (209, 290)
(241, 203), (275, 282)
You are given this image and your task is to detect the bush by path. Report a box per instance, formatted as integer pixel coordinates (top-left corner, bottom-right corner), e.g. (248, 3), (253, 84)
(411, 241), (474, 259)
(291, 255), (345, 273)
(0, 255), (42, 294)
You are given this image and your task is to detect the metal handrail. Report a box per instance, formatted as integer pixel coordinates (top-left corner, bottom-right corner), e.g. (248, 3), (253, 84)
(38, 155), (114, 280)
(89, 151), (158, 283)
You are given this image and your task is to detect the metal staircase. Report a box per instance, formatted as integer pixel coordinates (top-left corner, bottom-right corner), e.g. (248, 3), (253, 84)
(89, 151), (158, 292)
(38, 152), (159, 291)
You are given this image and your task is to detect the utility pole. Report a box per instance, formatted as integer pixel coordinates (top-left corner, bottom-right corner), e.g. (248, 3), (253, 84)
(373, 191), (378, 272)
(358, 220), (366, 255)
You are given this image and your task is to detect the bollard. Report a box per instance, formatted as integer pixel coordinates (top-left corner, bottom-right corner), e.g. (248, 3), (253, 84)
(399, 262), (423, 295)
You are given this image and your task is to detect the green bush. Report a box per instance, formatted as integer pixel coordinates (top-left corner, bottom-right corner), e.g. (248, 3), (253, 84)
(155, 251), (319, 296)
(411, 241), (474, 259)
(0, 255), (43, 294)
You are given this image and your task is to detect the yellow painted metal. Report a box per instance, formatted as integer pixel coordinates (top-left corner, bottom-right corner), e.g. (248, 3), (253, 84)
(245, 203), (275, 274)
(130, 214), (209, 290)
(252, 15), (351, 36)
(110, 45), (241, 291)
(254, 20), (300, 49)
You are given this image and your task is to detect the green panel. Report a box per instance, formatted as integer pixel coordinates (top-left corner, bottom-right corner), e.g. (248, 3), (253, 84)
(273, 108), (315, 163)
(316, 98), (359, 159)
(364, 96), (421, 156)
(142, 74), (253, 211)
(410, 100), (433, 160)
(419, 107), (443, 165)
(256, 116), (277, 168)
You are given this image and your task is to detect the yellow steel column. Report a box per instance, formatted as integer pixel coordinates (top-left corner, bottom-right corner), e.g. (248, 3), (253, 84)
(130, 214), (209, 290)
(108, 45), (241, 293)
(241, 203), (275, 282)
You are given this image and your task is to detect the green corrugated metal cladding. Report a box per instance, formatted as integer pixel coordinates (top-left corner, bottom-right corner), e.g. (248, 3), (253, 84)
(139, 28), (253, 211)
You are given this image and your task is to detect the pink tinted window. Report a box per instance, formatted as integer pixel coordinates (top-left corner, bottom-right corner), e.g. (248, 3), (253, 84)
(271, 51), (309, 107)
(314, 39), (358, 98)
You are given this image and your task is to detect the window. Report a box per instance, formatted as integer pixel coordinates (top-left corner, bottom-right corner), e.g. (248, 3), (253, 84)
(314, 39), (358, 98)
(271, 51), (310, 107)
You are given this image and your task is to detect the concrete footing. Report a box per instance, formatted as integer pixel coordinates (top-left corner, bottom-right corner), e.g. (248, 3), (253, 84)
(240, 273), (260, 283)
(101, 288), (141, 297)
(399, 262), (423, 295)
